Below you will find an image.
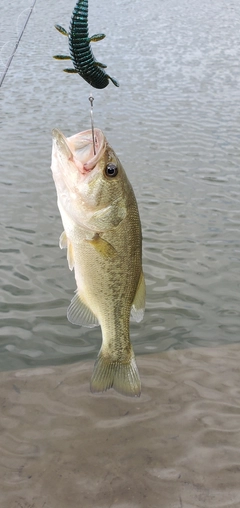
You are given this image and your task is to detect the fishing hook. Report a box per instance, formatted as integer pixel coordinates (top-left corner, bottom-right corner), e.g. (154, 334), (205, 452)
(89, 93), (96, 155)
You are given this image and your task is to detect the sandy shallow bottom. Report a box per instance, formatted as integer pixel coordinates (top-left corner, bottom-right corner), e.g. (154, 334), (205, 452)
(1, 344), (240, 508)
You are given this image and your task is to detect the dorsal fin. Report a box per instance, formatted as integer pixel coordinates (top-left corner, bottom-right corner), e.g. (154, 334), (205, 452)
(131, 271), (146, 322)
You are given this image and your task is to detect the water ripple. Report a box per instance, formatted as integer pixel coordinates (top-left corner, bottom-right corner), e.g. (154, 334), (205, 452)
(1, 0), (240, 370)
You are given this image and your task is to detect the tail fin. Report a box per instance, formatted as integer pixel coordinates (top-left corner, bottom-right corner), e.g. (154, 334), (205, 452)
(90, 351), (141, 397)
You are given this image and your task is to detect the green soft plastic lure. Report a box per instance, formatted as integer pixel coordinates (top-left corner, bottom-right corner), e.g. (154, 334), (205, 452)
(53, 0), (119, 89)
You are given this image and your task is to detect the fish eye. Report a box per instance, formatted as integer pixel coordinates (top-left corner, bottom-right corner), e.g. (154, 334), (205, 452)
(105, 163), (118, 178)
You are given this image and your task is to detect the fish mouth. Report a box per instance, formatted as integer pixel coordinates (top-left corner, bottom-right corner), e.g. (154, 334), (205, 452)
(52, 128), (106, 174)
(80, 128), (106, 171)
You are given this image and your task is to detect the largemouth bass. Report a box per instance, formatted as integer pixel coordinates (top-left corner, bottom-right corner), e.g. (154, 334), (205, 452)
(51, 128), (145, 397)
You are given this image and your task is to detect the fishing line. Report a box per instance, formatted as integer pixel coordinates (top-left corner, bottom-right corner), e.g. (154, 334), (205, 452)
(0, 0), (38, 88)
(89, 93), (96, 155)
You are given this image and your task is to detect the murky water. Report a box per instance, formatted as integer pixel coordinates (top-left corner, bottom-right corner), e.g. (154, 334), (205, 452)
(1, 345), (240, 507)
(1, 0), (240, 505)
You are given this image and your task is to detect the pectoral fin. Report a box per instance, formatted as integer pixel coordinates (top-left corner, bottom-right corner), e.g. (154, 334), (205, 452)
(131, 271), (146, 322)
(67, 293), (99, 327)
(86, 235), (116, 258)
(59, 231), (74, 271)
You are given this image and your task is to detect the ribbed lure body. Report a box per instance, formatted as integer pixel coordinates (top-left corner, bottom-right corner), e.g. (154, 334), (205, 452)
(70, 0), (106, 88)
(54, 0), (119, 89)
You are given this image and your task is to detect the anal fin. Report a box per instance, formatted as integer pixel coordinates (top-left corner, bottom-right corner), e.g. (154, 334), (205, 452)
(67, 293), (99, 328)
